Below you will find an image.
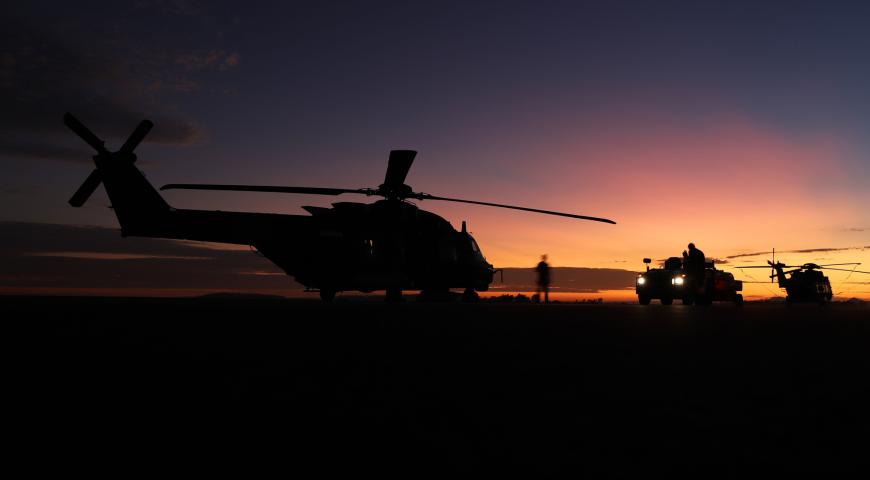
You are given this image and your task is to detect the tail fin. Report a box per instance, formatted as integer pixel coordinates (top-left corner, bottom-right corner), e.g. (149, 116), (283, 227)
(767, 260), (787, 287)
(64, 113), (171, 234)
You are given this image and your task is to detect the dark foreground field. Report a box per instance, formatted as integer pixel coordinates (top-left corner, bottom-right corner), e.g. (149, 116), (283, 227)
(6, 296), (870, 476)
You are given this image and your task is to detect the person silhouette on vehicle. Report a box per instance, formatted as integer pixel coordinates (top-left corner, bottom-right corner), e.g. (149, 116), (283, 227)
(682, 243), (706, 295)
(535, 254), (551, 303)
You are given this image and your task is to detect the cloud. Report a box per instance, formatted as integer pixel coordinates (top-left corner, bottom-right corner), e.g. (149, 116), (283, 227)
(171, 240), (251, 251)
(492, 267), (639, 292)
(0, 221), (293, 292)
(726, 251), (775, 260)
(26, 252), (210, 261)
(174, 50), (241, 71)
(789, 246), (870, 254)
(0, 15), (227, 163)
(727, 246), (869, 260)
(0, 140), (92, 163)
(0, 185), (39, 195)
(146, 76), (200, 94)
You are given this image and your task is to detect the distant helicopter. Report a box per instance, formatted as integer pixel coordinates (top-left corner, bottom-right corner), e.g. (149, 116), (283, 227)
(736, 250), (869, 304)
(63, 113), (615, 301)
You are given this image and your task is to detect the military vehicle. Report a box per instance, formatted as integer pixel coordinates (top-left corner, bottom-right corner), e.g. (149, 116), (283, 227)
(635, 257), (684, 305)
(636, 257), (743, 306)
(63, 113), (615, 302)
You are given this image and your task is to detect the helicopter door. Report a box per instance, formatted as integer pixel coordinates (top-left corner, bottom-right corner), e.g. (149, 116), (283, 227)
(438, 236), (458, 264)
(361, 239), (376, 264)
(818, 282), (831, 295)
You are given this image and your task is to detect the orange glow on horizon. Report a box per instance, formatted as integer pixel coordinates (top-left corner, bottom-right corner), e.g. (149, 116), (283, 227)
(8, 115), (867, 300)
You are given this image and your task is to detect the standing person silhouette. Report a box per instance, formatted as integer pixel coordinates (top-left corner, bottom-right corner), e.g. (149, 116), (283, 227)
(683, 243), (705, 275)
(535, 254), (551, 304)
(682, 243), (706, 299)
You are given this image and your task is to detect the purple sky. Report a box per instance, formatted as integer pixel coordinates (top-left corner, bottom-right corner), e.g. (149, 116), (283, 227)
(1, 1), (868, 297)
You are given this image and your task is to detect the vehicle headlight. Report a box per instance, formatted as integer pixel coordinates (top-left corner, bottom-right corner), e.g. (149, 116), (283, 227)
(672, 276), (684, 286)
(637, 277), (646, 285)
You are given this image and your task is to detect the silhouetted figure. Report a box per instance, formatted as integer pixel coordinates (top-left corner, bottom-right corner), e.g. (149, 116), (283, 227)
(683, 243), (705, 272)
(535, 255), (551, 304)
(682, 243), (706, 295)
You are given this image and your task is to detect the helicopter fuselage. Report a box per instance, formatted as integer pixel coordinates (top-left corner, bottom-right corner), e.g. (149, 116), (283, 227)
(115, 193), (495, 297)
(253, 200), (495, 295)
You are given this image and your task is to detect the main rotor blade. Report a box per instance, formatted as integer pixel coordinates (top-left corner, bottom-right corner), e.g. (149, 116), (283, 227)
(737, 265), (798, 269)
(817, 263), (861, 267)
(416, 194), (616, 224)
(120, 119), (154, 156)
(383, 150), (416, 187)
(821, 267), (870, 274)
(63, 113), (108, 154)
(69, 169), (103, 207)
(160, 183), (372, 196)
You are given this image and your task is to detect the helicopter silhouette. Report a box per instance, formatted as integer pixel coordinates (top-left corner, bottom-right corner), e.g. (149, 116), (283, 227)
(736, 250), (869, 304)
(63, 113), (615, 301)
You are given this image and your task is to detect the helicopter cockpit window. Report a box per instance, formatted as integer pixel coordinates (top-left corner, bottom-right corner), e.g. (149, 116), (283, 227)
(470, 238), (480, 253)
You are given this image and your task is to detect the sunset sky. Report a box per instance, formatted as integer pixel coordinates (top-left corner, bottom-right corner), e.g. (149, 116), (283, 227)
(2, 1), (868, 299)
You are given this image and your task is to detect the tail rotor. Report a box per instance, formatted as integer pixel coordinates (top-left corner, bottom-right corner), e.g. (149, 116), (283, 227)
(69, 169), (105, 207)
(119, 118), (154, 156)
(63, 112), (153, 207)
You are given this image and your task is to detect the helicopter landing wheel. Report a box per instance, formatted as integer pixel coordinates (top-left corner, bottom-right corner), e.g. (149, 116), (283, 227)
(461, 288), (480, 303)
(734, 294), (743, 307)
(386, 288), (403, 303)
(638, 295), (651, 305)
(319, 289), (336, 302)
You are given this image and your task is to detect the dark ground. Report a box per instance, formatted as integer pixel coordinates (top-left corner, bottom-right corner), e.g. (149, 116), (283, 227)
(6, 296), (870, 476)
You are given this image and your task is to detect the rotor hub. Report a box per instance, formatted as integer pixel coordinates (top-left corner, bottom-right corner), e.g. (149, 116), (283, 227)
(377, 183), (413, 200)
